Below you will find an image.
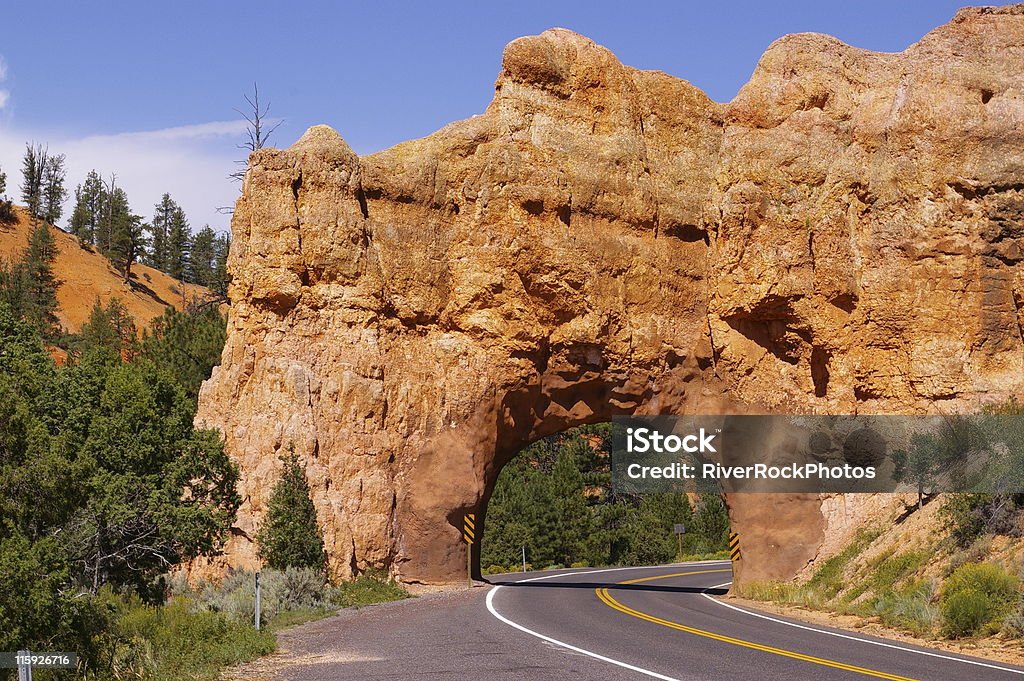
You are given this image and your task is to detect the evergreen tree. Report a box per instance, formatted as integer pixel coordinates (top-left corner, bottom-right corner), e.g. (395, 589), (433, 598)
(42, 152), (67, 226)
(552, 447), (591, 565)
(77, 298), (137, 357)
(111, 212), (148, 282)
(68, 171), (105, 244)
(166, 204), (191, 281)
(95, 175), (129, 254)
(22, 224), (60, 337)
(147, 193), (177, 270)
(690, 493), (730, 554)
(188, 225), (217, 286)
(0, 223), (62, 338)
(0, 297), (239, 660)
(212, 232), (231, 297)
(0, 162), (14, 223)
(256, 446), (326, 572)
(20, 143), (46, 220)
(139, 304), (227, 400)
(98, 182), (131, 256)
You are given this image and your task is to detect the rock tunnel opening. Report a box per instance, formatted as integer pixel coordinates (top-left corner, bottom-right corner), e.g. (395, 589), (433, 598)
(473, 423), (732, 579)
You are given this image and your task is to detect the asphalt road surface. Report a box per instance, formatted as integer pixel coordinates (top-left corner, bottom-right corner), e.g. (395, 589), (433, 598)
(269, 561), (1024, 680)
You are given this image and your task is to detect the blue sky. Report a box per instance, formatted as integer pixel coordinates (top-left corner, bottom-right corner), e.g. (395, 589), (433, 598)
(0, 1), (997, 231)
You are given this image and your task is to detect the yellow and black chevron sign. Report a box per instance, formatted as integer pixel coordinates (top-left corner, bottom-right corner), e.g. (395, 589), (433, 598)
(729, 532), (741, 561)
(463, 513), (476, 545)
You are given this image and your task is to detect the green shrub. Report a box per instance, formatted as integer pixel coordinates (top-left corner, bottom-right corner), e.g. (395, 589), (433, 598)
(872, 579), (938, 637)
(93, 589), (275, 681)
(940, 494), (1024, 549)
(1001, 597), (1024, 637)
(329, 571), (410, 609)
(807, 528), (881, 600)
(184, 567), (328, 626)
(736, 581), (801, 602)
(940, 563), (1019, 638)
(869, 551), (928, 592)
(942, 589), (995, 638)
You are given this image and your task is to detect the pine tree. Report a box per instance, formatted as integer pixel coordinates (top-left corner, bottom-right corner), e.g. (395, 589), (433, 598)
(212, 233), (231, 297)
(691, 493), (729, 554)
(97, 180), (131, 256)
(78, 297), (137, 356)
(41, 153), (67, 226)
(20, 144), (46, 221)
(139, 305), (227, 400)
(256, 446), (326, 572)
(187, 225), (216, 286)
(147, 193), (177, 270)
(0, 163), (14, 223)
(552, 448), (590, 565)
(111, 213), (148, 283)
(16, 224), (61, 338)
(166, 204), (191, 281)
(68, 171), (105, 244)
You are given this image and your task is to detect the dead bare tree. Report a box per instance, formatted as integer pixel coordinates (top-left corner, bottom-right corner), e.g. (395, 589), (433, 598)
(229, 81), (282, 182)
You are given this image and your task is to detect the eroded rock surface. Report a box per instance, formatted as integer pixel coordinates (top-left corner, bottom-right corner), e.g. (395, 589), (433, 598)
(197, 5), (1024, 584)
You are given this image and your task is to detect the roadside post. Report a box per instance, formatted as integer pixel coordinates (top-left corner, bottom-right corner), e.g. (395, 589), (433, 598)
(673, 524), (686, 559)
(17, 651), (30, 681)
(254, 571), (262, 630)
(729, 532), (742, 562)
(522, 545), (527, 573)
(463, 513), (476, 587)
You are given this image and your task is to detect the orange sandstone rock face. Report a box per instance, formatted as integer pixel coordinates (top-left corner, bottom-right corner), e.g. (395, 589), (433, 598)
(196, 6), (1024, 585)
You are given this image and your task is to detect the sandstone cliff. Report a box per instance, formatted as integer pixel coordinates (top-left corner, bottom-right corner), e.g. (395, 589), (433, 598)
(197, 5), (1024, 584)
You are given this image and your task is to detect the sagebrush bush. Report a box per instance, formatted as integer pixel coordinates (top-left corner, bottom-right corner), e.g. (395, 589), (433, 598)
(872, 579), (938, 637)
(942, 589), (995, 638)
(1001, 596), (1024, 637)
(940, 563), (1018, 638)
(172, 567), (409, 627)
(183, 567), (328, 625)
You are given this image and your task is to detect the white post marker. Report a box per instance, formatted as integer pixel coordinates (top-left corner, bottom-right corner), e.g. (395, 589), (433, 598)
(522, 545), (527, 573)
(254, 571), (262, 630)
(17, 650), (30, 681)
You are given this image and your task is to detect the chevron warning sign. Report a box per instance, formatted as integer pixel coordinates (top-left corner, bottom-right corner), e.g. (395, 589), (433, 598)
(463, 513), (476, 545)
(729, 532), (741, 561)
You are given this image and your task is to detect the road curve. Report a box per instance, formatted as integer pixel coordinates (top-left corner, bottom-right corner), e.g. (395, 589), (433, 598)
(247, 562), (1024, 680)
(486, 562), (1024, 680)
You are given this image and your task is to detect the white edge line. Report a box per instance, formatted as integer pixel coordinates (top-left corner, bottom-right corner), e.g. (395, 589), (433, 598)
(484, 562), (728, 681)
(701, 581), (1024, 677)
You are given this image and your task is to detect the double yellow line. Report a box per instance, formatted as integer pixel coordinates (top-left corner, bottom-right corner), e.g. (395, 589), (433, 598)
(594, 569), (917, 681)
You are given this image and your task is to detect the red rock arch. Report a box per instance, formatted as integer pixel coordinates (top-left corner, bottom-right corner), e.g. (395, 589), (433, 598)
(197, 12), (1024, 585)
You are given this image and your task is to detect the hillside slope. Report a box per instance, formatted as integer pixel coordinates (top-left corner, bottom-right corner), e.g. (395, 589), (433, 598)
(0, 206), (211, 332)
(735, 494), (1024, 665)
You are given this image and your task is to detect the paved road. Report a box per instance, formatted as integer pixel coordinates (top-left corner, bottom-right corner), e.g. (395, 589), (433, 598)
(268, 562), (1024, 680)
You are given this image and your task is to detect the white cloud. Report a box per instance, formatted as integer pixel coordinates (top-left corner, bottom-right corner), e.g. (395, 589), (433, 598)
(0, 92), (8, 110)
(95, 119), (253, 143)
(0, 119), (248, 232)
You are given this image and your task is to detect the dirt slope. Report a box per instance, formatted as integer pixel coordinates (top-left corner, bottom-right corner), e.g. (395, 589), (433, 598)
(0, 206), (211, 332)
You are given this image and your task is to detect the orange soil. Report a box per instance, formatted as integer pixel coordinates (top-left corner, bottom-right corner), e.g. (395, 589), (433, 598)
(0, 206), (212, 333)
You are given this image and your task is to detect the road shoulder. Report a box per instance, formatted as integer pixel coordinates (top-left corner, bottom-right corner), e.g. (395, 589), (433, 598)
(722, 593), (1024, 668)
